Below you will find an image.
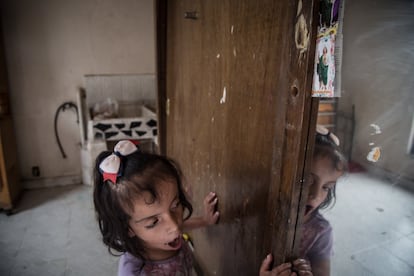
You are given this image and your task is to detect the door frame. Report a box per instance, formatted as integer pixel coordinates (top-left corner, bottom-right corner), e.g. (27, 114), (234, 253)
(155, 0), (319, 268)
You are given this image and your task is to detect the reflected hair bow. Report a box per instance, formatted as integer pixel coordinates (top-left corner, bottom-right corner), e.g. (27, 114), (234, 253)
(316, 124), (340, 146)
(99, 140), (139, 184)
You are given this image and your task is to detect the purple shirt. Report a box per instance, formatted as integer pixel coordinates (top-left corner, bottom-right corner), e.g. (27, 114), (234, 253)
(299, 211), (333, 262)
(118, 239), (195, 276)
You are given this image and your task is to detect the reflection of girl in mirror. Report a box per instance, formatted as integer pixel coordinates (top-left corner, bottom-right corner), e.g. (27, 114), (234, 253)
(93, 140), (219, 275)
(299, 125), (347, 276)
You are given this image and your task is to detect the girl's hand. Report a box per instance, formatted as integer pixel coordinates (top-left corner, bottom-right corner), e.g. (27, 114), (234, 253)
(182, 192), (219, 230)
(291, 259), (313, 276)
(203, 192), (219, 225)
(259, 254), (294, 276)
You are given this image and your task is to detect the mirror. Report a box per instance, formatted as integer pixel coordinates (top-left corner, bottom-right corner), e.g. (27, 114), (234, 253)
(317, 0), (414, 275)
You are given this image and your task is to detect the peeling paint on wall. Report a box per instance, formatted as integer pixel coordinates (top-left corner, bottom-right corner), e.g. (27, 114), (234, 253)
(166, 98), (170, 116)
(367, 146), (381, 162)
(220, 87), (227, 104)
(296, 0), (303, 16)
(286, 123), (296, 130)
(367, 124), (382, 162)
(370, 123), (382, 135)
(294, 0), (309, 60)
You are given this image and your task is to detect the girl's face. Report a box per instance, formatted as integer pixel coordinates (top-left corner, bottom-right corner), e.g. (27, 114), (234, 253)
(128, 179), (184, 261)
(304, 156), (343, 222)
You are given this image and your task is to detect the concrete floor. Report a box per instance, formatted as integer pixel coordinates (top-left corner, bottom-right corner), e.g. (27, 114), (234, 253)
(0, 172), (413, 275)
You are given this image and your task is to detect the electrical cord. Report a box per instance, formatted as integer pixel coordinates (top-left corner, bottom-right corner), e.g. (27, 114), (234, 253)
(54, 102), (79, 158)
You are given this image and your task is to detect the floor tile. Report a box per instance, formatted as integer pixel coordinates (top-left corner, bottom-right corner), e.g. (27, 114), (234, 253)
(352, 246), (414, 276)
(381, 236), (414, 268)
(10, 258), (67, 276)
(331, 257), (375, 276)
(325, 172), (414, 275)
(0, 185), (119, 276)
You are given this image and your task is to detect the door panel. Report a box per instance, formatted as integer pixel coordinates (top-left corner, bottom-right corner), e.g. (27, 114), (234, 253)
(158, 0), (317, 274)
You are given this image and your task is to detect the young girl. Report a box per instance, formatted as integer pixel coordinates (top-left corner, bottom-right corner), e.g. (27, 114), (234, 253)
(299, 125), (347, 276)
(93, 140), (219, 275)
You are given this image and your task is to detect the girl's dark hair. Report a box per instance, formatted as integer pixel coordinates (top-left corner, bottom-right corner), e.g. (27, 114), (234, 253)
(93, 149), (193, 260)
(314, 132), (348, 210)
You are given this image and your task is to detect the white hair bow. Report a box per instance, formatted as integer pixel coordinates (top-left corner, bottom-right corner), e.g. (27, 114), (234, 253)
(316, 124), (340, 146)
(99, 140), (139, 183)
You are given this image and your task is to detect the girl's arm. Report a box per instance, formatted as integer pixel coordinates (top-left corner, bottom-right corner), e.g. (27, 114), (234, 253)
(310, 259), (329, 276)
(183, 192), (219, 230)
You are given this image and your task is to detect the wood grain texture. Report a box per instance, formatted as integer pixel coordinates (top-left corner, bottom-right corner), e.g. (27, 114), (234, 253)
(157, 0), (317, 274)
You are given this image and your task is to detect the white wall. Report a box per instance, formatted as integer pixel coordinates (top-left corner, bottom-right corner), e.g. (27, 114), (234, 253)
(338, 0), (414, 183)
(1, 0), (156, 188)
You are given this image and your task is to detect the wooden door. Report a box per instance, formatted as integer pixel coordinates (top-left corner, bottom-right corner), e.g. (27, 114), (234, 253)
(157, 0), (318, 274)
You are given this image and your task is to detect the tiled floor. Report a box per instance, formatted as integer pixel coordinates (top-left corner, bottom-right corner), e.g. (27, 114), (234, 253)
(0, 172), (413, 275)
(324, 172), (414, 276)
(0, 185), (118, 276)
